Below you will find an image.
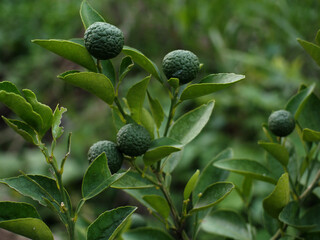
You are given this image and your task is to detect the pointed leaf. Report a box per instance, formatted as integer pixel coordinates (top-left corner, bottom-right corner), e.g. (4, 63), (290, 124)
(101, 60), (116, 85)
(32, 39), (97, 72)
(119, 56), (134, 83)
(87, 206), (137, 240)
(52, 105), (67, 140)
(258, 141), (289, 167)
(298, 38), (320, 67)
(303, 128), (320, 142)
(122, 227), (175, 240)
(122, 46), (163, 82)
(214, 158), (277, 184)
(0, 81), (21, 95)
(180, 73), (245, 100)
(59, 71), (115, 104)
(142, 195), (170, 219)
(201, 210), (251, 240)
(111, 171), (154, 189)
(80, 0), (106, 29)
(190, 182), (234, 213)
(147, 91), (165, 129)
(168, 101), (215, 145)
(184, 169), (200, 200)
(263, 173), (290, 218)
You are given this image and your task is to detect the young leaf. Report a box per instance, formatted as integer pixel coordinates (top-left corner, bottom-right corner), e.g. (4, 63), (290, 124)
(126, 76), (150, 123)
(147, 91), (165, 129)
(80, 0), (106, 29)
(142, 195), (170, 219)
(32, 39), (97, 72)
(119, 56), (134, 83)
(0, 81), (21, 95)
(87, 206), (137, 240)
(121, 227), (175, 240)
(82, 153), (127, 200)
(111, 171), (154, 189)
(180, 73), (245, 100)
(183, 169), (200, 200)
(303, 128), (320, 142)
(190, 182), (234, 213)
(58, 71), (115, 104)
(201, 210), (251, 240)
(101, 60), (116, 86)
(168, 101), (215, 145)
(298, 38), (320, 67)
(214, 158), (277, 184)
(52, 105), (67, 140)
(122, 46), (163, 82)
(263, 173), (290, 218)
(258, 141), (289, 167)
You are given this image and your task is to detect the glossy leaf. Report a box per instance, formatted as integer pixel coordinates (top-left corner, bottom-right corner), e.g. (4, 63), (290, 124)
(111, 171), (154, 189)
(58, 71), (115, 104)
(214, 158), (277, 184)
(143, 137), (182, 166)
(82, 153), (127, 200)
(298, 39), (320, 67)
(0, 81), (21, 95)
(122, 46), (162, 82)
(122, 227), (175, 240)
(190, 182), (234, 213)
(168, 101), (215, 145)
(101, 60), (116, 85)
(87, 206), (136, 240)
(263, 173), (290, 218)
(258, 141), (289, 167)
(126, 76), (150, 122)
(80, 0), (105, 29)
(201, 210), (251, 240)
(303, 128), (320, 142)
(119, 56), (134, 83)
(142, 195), (170, 219)
(52, 105), (67, 140)
(180, 73), (245, 100)
(184, 169), (200, 200)
(147, 91), (165, 129)
(32, 39), (97, 72)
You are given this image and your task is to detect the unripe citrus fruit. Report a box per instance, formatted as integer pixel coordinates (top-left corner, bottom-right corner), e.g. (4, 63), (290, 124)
(268, 110), (295, 137)
(162, 49), (200, 84)
(84, 22), (124, 60)
(88, 140), (123, 174)
(117, 123), (151, 157)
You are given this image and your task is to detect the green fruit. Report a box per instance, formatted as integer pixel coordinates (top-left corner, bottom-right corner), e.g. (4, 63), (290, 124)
(88, 140), (123, 174)
(117, 123), (151, 157)
(84, 22), (124, 60)
(162, 49), (200, 84)
(268, 110), (295, 137)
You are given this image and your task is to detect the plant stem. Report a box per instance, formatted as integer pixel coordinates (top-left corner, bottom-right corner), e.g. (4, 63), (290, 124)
(163, 91), (178, 137)
(114, 97), (127, 121)
(300, 169), (320, 202)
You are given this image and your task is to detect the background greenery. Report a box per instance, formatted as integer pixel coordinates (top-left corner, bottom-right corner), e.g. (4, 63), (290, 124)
(0, 0), (319, 239)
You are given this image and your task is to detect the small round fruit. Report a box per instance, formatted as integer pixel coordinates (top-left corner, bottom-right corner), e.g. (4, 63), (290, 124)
(162, 49), (200, 84)
(84, 22), (124, 60)
(117, 123), (151, 157)
(268, 110), (295, 137)
(87, 140), (123, 174)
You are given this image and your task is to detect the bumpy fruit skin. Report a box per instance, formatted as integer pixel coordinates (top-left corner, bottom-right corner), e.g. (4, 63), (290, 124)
(117, 124), (151, 157)
(162, 49), (200, 84)
(88, 140), (123, 174)
(84, 22), (124, 60)
(268, 110), (295, 137)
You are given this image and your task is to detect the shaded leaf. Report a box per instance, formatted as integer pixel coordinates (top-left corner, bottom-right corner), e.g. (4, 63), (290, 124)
(316, 29), (320, 45)
(122, 227), (175, 240)
(0, 81), (21, 95)
(141, 108), (155, 139)
(119, 56), (134, 83)
(101, 60), (116, 85)
(184, 169), (200, 200)
(161, 150), (184, 174)
(298, 39), (320, 67)
(296, 93), (320, 132)
(300, 204), (320, 232)
(258, 141), (289, 167)
(52, 105), (67, 140)
(303, 128), (320, 142)
(80, 0), (106, 29)
(142, 195), (170, 219)
(167, 78), (179, 88)
(111, 171), (154, 189)
(147, 91), (165, 129)
(124, 188), (164, 210)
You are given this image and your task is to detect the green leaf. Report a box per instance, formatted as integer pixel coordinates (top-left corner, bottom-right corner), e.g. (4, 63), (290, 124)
(111, 171), (154, 189)
(122, 227), (175, 240)
(87, 206), (136, 240)
(300, 204), (320, 232)
(142, 195), (170, 219)
(298, 38), (320, 67)
(316, 29), (320, 45)
(52, 105), (67, 140)
(2, 117), (38, 145)
(303, 128), (320, 142)
(82, 153), (127, 200)
(119, 56), (134, 83)
(32, 39), (97, 72)
(0, 81), (21, 95)
(122, 46), (163, 82)
(180, 73), (245, 101)
(0, 201), (40, 220)
(296, 93), (320, 132)
(147, 91), (165, 129)
(124, 188), (164, 210)
(214, 158), (277, 184)
(101, 60), (116, 86)
(263, 173), (290, 218)
(168, 101), (215, 145)
(58, 71), (115, 104)
(141, 108), (155, 139)
(201, 210), (251, 240)
(112, 108), (126, 131)
(161, 150), (184, 174)
(190, 182), (234, 213)
(183, 169), (200, 200)
(258, 141), (289, 167)
(80, 0), (106, 29)
(167, 78), (179, 88)
(143, 137), (182, 166)
(126, 76), (150, 122)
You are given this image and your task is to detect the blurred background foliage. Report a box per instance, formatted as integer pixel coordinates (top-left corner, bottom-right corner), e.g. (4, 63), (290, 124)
(0, 0), (319, 239)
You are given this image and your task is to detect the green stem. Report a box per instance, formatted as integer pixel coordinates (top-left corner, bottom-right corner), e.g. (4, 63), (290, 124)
(114, 97), (127, 121)
(97, 59), (102, 73)
(163, 91), (179, 137)
(300, 169), (320, 202)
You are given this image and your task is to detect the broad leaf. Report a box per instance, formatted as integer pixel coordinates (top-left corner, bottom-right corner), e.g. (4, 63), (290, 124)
(32, 39), (97, 72)
(303, 128), (320, 142)
(119, 56), (134, 83)
(147, 91), (165, 129)
(122, 46), (163, 82)
(122, 227), (175, 240)
(184, 169), (200, 200)
(142, 195), (170, 219)
(300, 204), (320, 232)
(0, 81), (21, 95)
(58, 71), (115, 104)
(258, 141), (289, 167)
(214, 158), (277, 184)
(180, 73), (245, 100)
(298, 39), (320, 67)
(52, 105), (67, 140)
(87, 206), (136, 240)
(124, 188), (164, 210)
(80, 0), (106, 29)
(111, 171), (154, 189)
(168, 101), (215, 145)
(263, 173), (290, 218)
(201, 210), (251, 240)
(296, 93), (320, 132)
(161, 150), (184, 174)
(101, 60), (116, 85)
(190, 182), (234, 213)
